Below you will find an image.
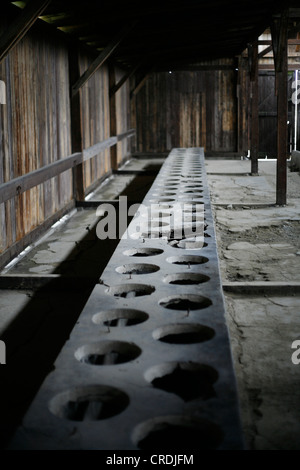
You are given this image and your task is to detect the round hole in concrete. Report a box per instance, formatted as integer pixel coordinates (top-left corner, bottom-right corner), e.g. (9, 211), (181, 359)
(181, 174), (202, 178)
(163, 273), (210, 285)
(159, 294), (212, 310)
(181, 179), (202, 184)
(132, 415), (223, 449)
(180, 189), (203, 194)
(123, 247), (164, 257)
(179, 203), (203, 209)
(181, 186), (203, 191)
(152, 323), (215, 343)
(138, 230), (170, 239)
(145, 362), (218, 401)
(152, 191), (177, 197)
(149, 198), (176, 203)
(92, 308), (149, 327)
(49, 385), (129, 421)
(144, 221), (170, 228)
(179, 223), (206, 238)
(166, 255), (209, 265)
(168, 237), (208, 250)
(148, 211), (173, 219)
(182, 207), (204, 215)
(75, 340), (141, 365)
(181, 175), (202, 179)
(178, 199), (204, 205)
(179, 190), (203, 196)
(168, 237), (207, 250)
(106, 283), (155, 298)
(181, 180), (202, 184)
(116, 263), (160, 275)
(155, 203), (175, 210)
(157, 183), (179, 189)
(181, 188), (203, 194)
(182, 214), (205, 222)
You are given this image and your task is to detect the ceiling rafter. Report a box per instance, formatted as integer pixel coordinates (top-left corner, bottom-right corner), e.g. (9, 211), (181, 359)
(3, 0), (295, 71)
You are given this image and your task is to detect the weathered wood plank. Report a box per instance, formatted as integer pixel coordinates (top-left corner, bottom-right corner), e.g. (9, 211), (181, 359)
(72, 23), (135, 96)
(0, 0), (51, 64)
(130, 68), (155, 98)
(0, 128), (135, 206)
(0, 153), (82, 205)
(69, 46), (85, 201)
(109, 64), (117, 170)
(110, 62), (142, 97)
(272, 10), (289, 205)
(83, 137), (117, 161)
(248, 42), (259, 174)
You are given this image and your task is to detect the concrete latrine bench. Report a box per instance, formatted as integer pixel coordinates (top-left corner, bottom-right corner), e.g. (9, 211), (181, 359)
(9, 148), (244, 450)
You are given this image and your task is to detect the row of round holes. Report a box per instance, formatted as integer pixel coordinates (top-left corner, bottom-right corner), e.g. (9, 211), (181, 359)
(48, 154), (223, 448)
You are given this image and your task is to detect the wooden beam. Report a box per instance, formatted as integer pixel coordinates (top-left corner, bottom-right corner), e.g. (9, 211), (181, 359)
(0, 0), (51, 64)
(156, 64), (235, 72)
(0, 130), (135, 205)
(83, 137), (117, 162)
(0, 152), (82, 205)
(237, 56), (250, 155)
(258, 44), (272, 58)
(259, 39), (300, 46)
(109, 61), (142, 96)
(109, 64), (118, 171)
(248, 43), (259, 175)
(117, 129), (136, 141)
(72, 23), (135, 96)
(69, 46), (85, 201)
(271, 10), (289, 205)
(130, 66), (155, 99)
(259, 64), (300, 71)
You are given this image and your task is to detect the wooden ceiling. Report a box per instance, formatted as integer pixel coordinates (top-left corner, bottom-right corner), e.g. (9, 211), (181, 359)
(5, 0), (298, 71)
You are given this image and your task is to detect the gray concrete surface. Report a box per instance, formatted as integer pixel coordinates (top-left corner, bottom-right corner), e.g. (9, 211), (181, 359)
(0, 153), (299, 450)
(206, 158), (300, 450)
(8, 149), (244, 450)
(0, 157), (164, 448)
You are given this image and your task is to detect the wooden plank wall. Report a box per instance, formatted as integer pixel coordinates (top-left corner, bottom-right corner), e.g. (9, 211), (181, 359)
(0, 25), (73, 256)
(79, 53), (111, 187)
(131, 69), (237, 153)
(0, 22), (131, 259)
(258, 71), (295, 158)
(115, 67), (131, 165)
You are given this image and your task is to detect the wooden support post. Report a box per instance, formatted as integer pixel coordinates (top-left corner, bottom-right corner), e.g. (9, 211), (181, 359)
(272, 10), (289, 205)
(69, 47), (85, 201)
(0, 0), (51, 64)
(110, 61), (142, 97)
(130, 66), (155, 99)
(258, 44), (272, 59)
(237, 56), (249, 155)
(109, 64), (118, 171)
(248, 43), (259, 175)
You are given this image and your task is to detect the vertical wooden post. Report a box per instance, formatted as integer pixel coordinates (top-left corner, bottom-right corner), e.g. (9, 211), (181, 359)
(248, 43), (259, 174)
(237, 55), (250, 155)
(69, 46), (85, 201)
(237, 56), (243, 154)
(272, 11), (289, 206)
(109, 64), (118, 170)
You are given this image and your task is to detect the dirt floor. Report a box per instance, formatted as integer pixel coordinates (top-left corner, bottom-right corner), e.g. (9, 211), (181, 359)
(216, 219), (300, 282)
(206, 159), (300, 450)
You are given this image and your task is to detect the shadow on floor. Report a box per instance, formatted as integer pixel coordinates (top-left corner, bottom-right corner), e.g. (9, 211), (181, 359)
(0, 169), (161, 449)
